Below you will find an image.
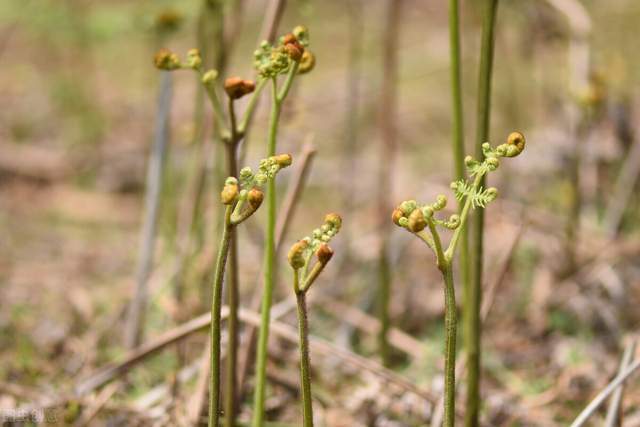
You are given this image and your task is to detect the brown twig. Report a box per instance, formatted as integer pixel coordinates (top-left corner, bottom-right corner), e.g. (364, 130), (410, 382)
(604, 136), (640, 238)
(124, 70), (173, 349)
(275, 141), (317, 247)
(235, 307), (442, 406)
(74, 382), (121, 427)
(570, 359), (640, 427)
(258, 0), (287, 44)
(186, 298), (296, 425)
(76, 310), (222, 396)
(76, 303), (451, 418)
(314, 294), (424, 360)
(604, 338), (637, 427)
(186, 336), (212, 426)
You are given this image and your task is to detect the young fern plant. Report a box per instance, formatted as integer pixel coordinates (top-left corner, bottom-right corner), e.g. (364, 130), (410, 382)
(209, 154), (293, 427)
(155, 47), (270, 427)
(287, 214), (342, 427)
(252, 26), (316, 427)
(392, 131), (525, 427)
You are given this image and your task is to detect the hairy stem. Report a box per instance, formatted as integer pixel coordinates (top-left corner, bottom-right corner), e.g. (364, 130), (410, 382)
(295, 291), (314, 427)
(210, 206), (233, 427)
(442, 264), (457, 427)
(468, 2), (499, 424)
(426, 215), (457, 427)
(252, 79), (282, 427)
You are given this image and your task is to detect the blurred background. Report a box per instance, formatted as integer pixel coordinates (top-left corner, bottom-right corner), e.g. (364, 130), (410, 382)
(1, 0), (639, 425)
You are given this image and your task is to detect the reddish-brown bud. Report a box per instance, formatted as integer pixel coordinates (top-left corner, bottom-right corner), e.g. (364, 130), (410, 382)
(273, 153), (292, 167)
(391, 209), (404, 227)
(154, 48), (181, 70)
(288, 240), (308, 269)
(220, 182), (239, 205)
(283, 33), (297, 45)
(248, 188), (264, 210)
(507, 131), (525, 152)
(316, 243), (334, 265)
(224, 77), (256, 99)
(407, 209), (426, 232)
(282, 33), (304, 60)
(285, 44), (303, 61)
(324, 213), (342, 230)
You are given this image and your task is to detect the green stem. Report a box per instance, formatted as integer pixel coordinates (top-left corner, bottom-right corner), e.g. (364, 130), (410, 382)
(442, 263), (457, 427)
(203, 80), (230, 138)
(295, 291), (314, 427)
(468, 1), (499, 425)
(277, 61), (300, 102)
(300, 262), (327, 292)
(252, 78), (283, 427)
(210, 206), (233, 427)
(224, 99), (240, 427)
(448, 3), (472, 424)
(238, 78), (268, 134)
(427, 219), (446, 269)
(449, 0), (465, 183)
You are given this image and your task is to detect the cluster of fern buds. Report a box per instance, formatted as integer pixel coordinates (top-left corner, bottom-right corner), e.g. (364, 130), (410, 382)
(288, 213), (341, 292)
(392, 196), (461, 234)
(392, 132), (525, 256)
(221, 154), (292, 224)
(254, 26), (315, 77)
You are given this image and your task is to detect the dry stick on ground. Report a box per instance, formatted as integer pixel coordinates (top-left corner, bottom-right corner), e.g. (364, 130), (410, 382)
(431, 223), (524, 427)
(604, 136), (640, 238)
(74, 382), (121, 427)
(235, 307), (444, 408)
(187, 336), (213, 425)
(124, 70), (173, 349)
(604, 339), (637, 427)
(236, 143), (316, 394)
(75, 305), (453, 417)
(186, 297), (296, 425)
(275, 142), (317, 248)
(75, 310), (224, 396)
(314, 295), (424, 360)
(376, 0), (402, 368)
(0, 383), (149, 425)
(570, 359), (640, 427)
